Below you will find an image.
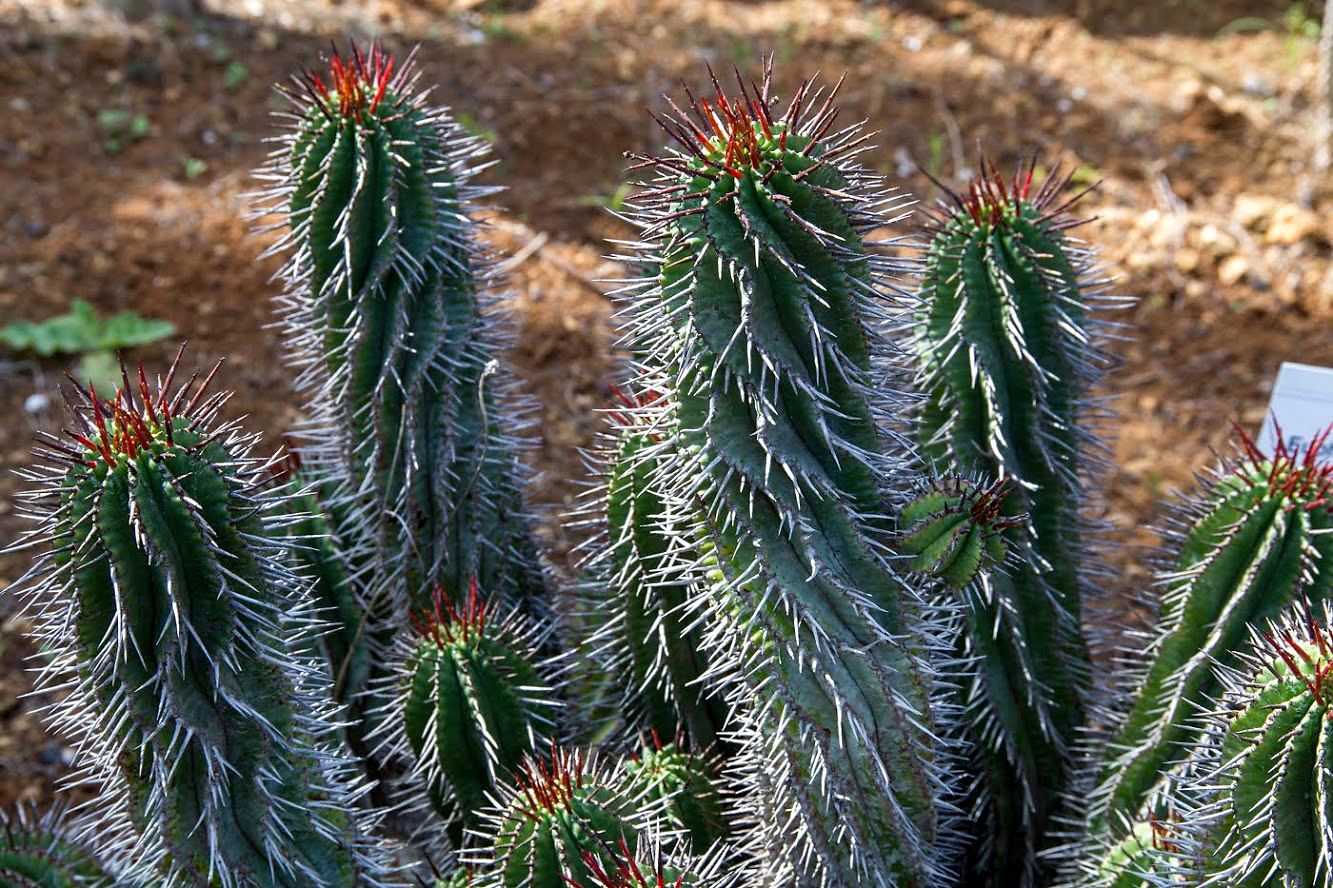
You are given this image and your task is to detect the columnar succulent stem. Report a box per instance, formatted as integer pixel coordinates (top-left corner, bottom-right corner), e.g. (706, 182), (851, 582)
(579, 386), (727, 750)
(1093, 427), (1333, 838)
(0, 804), (121, 887)
(465, 747), (665, 888)
(911, 160), (1115, 883)
(258, 45), (545, 716)
(1105, 602), (1333, 886)
(9, 353), (390, 886)
(618, 64), (958, 886)
(386, 581), (559, 844)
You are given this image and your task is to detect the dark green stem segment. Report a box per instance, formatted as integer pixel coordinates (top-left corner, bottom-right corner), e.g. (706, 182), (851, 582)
(398, 589), (557, 843)
(624, 75), (951, 886)
(287, 93), (539, 607)
(0, 806), (120, 887)
(270, 49), (544, 722)
(913, 167), (1102, 884)
(42, 375), (382, 886)
(598, 423), (727, 750)
(1095, 438), (1333, 835)
(471, 749), (648, 888)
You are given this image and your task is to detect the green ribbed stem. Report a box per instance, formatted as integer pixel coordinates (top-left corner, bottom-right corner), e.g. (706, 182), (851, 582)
(1089, 821), (1174, 888)
(29, 365), (384, 886)
(1160, 608), (1333, 887)
(600, 424), (727, 750)
(1097, 437), (1333, 835)
(621, 75), (951, 886)
(622, 742), (727, 854)
(281, 470), (372, 704)
(471, 749), (650, 888)
(912, 167), (1104, 883)
(271, 45), (542, 649)
(0, 807), (118, 887)
(399, 589), (557, 843)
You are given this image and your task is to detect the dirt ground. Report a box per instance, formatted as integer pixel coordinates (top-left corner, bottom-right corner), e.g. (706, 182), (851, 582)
(1, 0), (1331, 812)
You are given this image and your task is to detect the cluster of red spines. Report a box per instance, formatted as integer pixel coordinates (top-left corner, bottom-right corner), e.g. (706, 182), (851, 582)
(514, 746), (588, 820)
(571, 838), (684, 888)
(605, 383), (666, 444)
(925, 155), (1092, 232)
(412, 578), (491, 646)
(303, 44), (396, 122)
(55, 347), (222, 469)
(269, 435), (304, 485)
(1235, 421), (1333, 512)
(966, 478), (1022, 530)
(640, 62), (851, 187)
(1262, 602), (1333, 707)
(935, 476), (1022, 532)
(1146, 812), (1180, 854)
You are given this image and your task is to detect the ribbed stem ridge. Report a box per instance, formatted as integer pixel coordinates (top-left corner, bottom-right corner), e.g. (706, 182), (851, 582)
(1102, 602), (1333, 887)
(911, 161), (1116, 883)
(622, 740), (728, 855)
(616, 65), (955, 886)
(9, 356), (391, 887)
(0, 804), (121, 887)
(464, 748), (667, 888)
(577, 395), (727, 751)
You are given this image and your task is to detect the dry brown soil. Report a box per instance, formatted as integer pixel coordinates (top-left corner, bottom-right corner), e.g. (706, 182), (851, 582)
(1, 0), (1331, 811)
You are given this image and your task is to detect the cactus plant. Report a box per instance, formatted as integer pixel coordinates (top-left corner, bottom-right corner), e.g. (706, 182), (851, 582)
(385, 580), (559, 844)
(621, 738), (728, 854)
(9, 354), (389, 885)
(1084, 818), (1182, 888)
(9, 45), (1333, 888)
(615, 64), (975, 886)
(257, 45), (545, 714)
(0, 804), (121, 887)
(577, 385), (727, 751)
(8, 354), (392, 887)
(1106, 601), (1333, 887)
(1092, 426), (1333, 839)
(897, 476), (1017, 588)
(910, 160), (1117, 883)
(464, 747), (667, 888)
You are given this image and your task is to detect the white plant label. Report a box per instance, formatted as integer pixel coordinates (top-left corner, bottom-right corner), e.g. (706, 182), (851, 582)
(1256, 362), (1333, 457)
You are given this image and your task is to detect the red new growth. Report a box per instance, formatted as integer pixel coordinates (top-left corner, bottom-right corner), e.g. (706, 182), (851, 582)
(1262, 601), (1333, 708)
(412, 578), (491, 646)
(566, 837), (686, 888)
(305, 44), (395, 122)
(69, 345), (221, 468)
(514, 745), (588, 820)
(1234, 420), (1333, 512)
(923, 155), (1095, 234)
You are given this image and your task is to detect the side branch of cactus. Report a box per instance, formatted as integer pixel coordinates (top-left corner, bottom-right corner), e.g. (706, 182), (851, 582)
(574, 385), (728, 751)
(615, 64), (963, 886)
(377, 580), (562, 847)
(7, 352), (393, 886)
(0, 803), (124, 887)
(1095, 600), (1333, 886)
(462, 747), (672, 887)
